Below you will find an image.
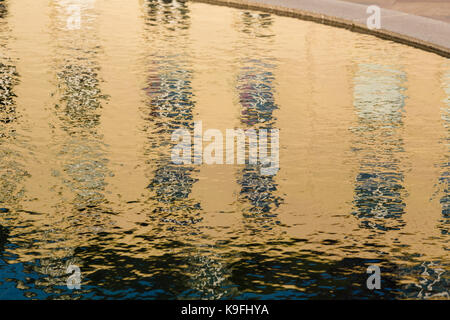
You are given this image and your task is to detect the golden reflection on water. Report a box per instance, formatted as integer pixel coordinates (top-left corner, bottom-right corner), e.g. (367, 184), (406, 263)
(0, 0), (448, 299)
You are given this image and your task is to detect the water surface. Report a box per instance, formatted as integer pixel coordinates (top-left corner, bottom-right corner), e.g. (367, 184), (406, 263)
(0, 0), (449, 299)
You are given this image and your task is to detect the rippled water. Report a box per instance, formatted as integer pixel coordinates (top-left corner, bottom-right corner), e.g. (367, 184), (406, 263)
(0, 0), (449, 300)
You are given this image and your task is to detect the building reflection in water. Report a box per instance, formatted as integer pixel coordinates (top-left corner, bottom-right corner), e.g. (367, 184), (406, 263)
(0, 0), (40, 298)
(0, 0), (448, 300)
(235, 12), (282, 232)
(351, 63), (407, 232)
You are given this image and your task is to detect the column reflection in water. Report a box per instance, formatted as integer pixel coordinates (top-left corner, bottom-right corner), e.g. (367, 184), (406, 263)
(32, 0), (111, 294)
(0, 0), (24, 256)
(235, 12), (282, 231)
(51, 0), (110, 218)
(0, 0), (50, 299)
(144, 0), (201, 237)
(0, 8), (24, 207)
(351, 63), (407, 232)
(143, 0), (227, 299)
(439, 68), (450, 237)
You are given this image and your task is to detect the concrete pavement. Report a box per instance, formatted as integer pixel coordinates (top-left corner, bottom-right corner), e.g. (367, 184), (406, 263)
(345, 0), (450, 24)
(192, 0), (450, 57)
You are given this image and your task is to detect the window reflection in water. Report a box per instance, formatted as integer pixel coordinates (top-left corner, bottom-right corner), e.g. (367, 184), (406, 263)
(143, 0), (232, 299)
(236, 12), (282, 232)
(351, 63), (407, 232)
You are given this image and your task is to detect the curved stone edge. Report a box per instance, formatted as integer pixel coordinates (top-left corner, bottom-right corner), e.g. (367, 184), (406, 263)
(190, 0), (450, 58)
